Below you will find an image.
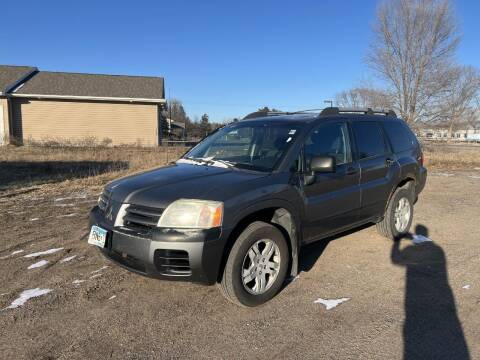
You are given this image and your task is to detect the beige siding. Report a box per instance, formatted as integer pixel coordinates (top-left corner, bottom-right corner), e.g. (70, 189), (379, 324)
(12, 98), (158, 146)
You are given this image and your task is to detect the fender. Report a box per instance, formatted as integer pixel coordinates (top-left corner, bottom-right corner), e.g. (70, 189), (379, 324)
(230, 198), (303, 278)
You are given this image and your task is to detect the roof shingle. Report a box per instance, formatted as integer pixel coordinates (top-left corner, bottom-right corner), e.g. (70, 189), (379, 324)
(0, 65), (37, 94)
(13, 70), (165, 101)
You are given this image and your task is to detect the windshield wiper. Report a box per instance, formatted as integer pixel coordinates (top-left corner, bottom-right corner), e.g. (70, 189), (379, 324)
(184, 157), (213, 165)
(210, 159), (236, 168)
(183, 157), (236, 169)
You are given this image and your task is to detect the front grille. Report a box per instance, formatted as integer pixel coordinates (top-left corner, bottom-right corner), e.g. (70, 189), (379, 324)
(154, 249), (191, 276)
(98, 189), (112, 213)
(123, 204), (164, 231)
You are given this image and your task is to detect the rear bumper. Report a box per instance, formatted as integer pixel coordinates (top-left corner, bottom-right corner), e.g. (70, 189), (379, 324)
(416, 166), (428, 196)
(89, 206), (227, 285)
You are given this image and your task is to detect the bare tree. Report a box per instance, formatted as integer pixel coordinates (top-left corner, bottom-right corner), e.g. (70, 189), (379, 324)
(335, 87), (393, 110)
(434, 66), (480, 136)
(167, 99), (189, 124)
(367, 0), (460, 123)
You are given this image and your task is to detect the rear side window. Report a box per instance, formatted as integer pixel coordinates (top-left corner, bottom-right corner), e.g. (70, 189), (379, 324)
(383, 121), (417, 152)
(352, 122), (387, 159)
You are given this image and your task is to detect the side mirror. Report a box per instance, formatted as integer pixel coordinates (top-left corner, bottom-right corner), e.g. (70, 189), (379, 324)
(310, 155), (336, 173)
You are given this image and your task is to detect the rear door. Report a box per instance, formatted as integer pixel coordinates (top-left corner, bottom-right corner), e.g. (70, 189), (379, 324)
(351, 121), (399, 220)
(301, 121), (361, 242)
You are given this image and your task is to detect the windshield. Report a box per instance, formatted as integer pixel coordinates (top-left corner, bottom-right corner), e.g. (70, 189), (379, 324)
(183, 122), (301, 171)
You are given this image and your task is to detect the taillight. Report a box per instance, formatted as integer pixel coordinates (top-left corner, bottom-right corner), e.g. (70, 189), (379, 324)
(418, 150), (424, 166)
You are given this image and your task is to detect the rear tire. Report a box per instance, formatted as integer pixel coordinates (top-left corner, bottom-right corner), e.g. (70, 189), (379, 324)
(219, 221), (289, 307)
(377, 185), (414, 240)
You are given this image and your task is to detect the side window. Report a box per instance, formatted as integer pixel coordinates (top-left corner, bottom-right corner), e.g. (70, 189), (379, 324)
(304, 122), (351, 167)
(383, 121), (417, 152)
(352, 122), (387, 159)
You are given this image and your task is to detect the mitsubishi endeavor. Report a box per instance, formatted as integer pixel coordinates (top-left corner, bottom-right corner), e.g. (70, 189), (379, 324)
(88, 107), (427, 306)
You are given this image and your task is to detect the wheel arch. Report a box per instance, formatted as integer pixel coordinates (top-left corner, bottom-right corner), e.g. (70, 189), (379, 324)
(383, 176), (416, 215)
(218, 201), (301, 282)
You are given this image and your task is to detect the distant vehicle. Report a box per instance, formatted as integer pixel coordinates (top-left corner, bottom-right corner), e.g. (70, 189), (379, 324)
(88, 107), (427, 306)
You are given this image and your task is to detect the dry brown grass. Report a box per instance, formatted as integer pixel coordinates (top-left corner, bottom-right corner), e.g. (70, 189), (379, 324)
(1, 142), (479, 195)
(423, 143), (480, 170)
(0, 145), (188, 193)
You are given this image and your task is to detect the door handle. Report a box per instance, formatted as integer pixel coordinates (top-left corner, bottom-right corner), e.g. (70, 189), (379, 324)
(386, 158), (395, 166)
(346, 167), (358, 175)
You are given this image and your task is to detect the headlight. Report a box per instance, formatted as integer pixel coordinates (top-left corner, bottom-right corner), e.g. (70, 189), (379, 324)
(158, 199), (223, 229)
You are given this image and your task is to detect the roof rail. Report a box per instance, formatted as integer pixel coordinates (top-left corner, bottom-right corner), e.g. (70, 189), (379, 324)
(320, 107), (397, 118)
(243, 111), (287, 119)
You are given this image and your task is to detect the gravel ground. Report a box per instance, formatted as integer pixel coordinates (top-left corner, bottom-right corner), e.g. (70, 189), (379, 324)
(0, 171), (479, 359)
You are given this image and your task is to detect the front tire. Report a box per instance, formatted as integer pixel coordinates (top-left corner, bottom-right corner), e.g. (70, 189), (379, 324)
(377, 186), (414, 240)
(219, 221), (289, 307)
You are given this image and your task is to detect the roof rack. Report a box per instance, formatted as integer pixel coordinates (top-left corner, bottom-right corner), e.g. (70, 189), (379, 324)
(243, 111), (287, 119)
(320, 107), (397, 118)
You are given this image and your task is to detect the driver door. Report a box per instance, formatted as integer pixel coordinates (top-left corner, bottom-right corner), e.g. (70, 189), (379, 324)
(301, 121), (361, 243)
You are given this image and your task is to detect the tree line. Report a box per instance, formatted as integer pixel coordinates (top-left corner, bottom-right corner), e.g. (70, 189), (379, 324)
(163, 99), (225, 139)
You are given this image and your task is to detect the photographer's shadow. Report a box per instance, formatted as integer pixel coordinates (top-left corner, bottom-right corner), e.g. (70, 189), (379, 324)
(392, 225), (469, 360)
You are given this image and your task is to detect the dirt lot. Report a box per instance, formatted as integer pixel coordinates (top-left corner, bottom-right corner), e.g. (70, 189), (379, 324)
(0, 145), (479, 359)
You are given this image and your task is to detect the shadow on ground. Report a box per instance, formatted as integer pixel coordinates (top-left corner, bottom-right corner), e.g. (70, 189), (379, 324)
(0, 160), (129, 190)
(294, 223), (470, 359)
(393, 224), (470, 359)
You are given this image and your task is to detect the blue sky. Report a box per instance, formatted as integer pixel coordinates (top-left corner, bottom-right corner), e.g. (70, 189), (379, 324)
(2, 0), (479, 121)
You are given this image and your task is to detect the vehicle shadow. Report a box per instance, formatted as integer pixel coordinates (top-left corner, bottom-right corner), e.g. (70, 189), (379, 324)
(392, 224), (470, 360)
(298, 223), (374, 273)
(0, 160), (129, 190)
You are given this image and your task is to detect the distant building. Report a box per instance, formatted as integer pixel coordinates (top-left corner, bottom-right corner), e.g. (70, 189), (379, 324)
(0, 65), (166, 146)
(418, 127), (480, 141)
(166, 118), (186, 139)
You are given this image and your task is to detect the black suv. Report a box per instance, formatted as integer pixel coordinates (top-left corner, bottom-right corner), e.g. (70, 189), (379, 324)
(88, 107), (427, 306)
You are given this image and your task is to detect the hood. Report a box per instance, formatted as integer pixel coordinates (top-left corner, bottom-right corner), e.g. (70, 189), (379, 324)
(106, 163), (267, 208)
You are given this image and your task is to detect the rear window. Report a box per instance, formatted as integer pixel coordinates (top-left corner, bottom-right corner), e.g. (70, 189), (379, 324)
(383, 121), (417, 152)
(352, 122), (387, 159)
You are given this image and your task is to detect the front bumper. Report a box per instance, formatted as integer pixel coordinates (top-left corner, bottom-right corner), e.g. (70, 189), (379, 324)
(89, 206), (227, 285)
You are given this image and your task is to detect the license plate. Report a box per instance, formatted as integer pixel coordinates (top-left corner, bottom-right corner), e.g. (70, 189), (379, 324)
(88, 225), (108, 248)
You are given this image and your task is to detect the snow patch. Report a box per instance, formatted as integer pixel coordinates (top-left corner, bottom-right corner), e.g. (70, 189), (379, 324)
(11, 250), (24, 255)
(89, 274), (102, 279)
(462, 284), (471, 289)
(108, 295), (116, 300)
(91, 266), (108, 273)
(28, 260), (49, 269)
(72, 279), (85, 285)
(24, 248), (63, 258)
(60, 255), (77, 263)
(434, 172), (455, 177)
(314, 297), (350, 310)
(4, 288), (53, 310)
(57, 213), (78, 218)
(54, 194), (87, 202)
(468, 175), (480, 179)
(412, 234), (433, 245)
(30, 218), (40, 221)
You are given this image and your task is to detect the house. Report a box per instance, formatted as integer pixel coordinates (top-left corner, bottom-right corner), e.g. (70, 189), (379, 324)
(0, 65), (166, 146)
